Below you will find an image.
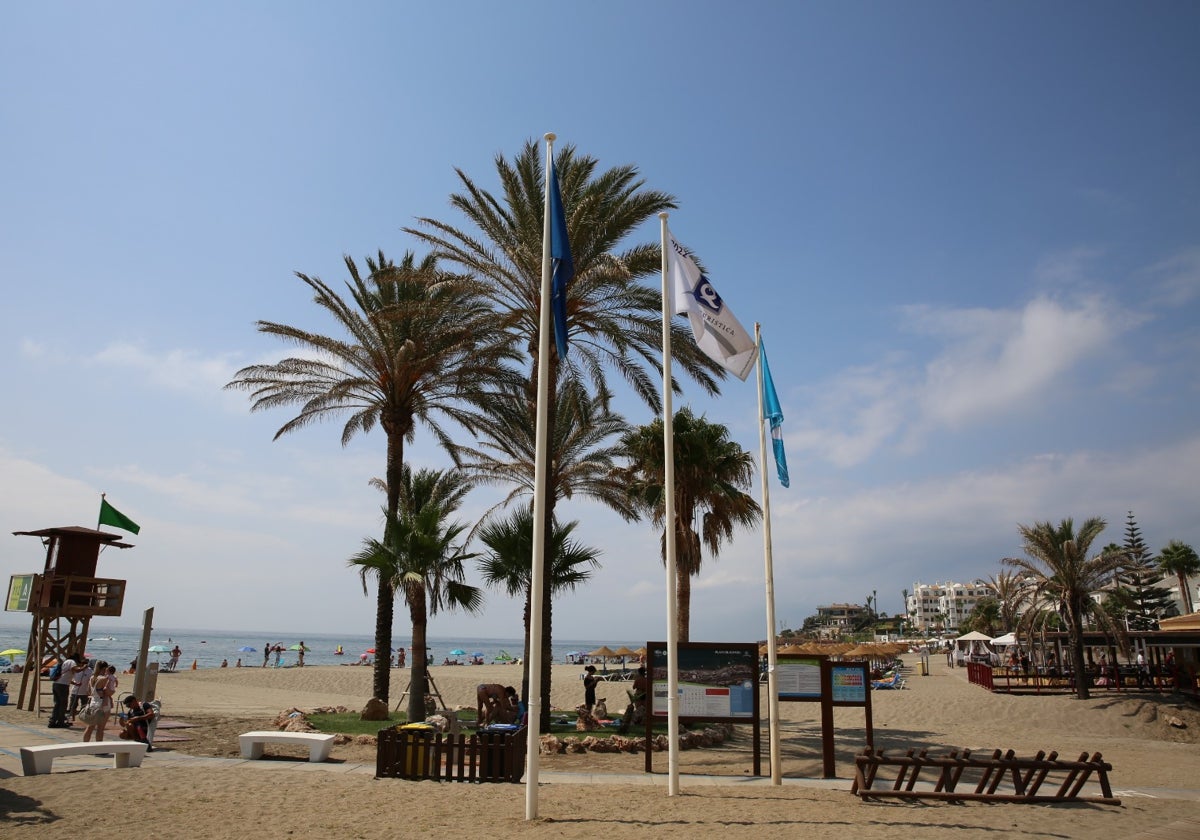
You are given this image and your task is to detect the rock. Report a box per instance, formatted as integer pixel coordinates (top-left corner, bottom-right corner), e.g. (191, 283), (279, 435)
(1167, 716), (1187, 729)
(360, 697), (390, 721)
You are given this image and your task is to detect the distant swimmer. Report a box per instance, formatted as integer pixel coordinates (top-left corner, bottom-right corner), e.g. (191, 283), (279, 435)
(335, 645), (344, 655)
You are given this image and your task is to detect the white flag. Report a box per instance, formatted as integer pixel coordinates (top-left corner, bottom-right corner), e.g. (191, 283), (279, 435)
(667, 230), (756, 381)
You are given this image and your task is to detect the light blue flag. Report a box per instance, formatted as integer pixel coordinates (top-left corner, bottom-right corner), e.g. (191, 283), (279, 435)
(759, 339), (790, 488)
(549, 160), (574, 360)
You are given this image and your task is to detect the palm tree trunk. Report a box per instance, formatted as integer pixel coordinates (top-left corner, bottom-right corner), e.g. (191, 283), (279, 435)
(676, 564), (691, 643)
(374, 427), (404, 706)
(1177, 571), (1193, 614)
(373, 579), (394, 703)
(1068, 606), (1090, 700)
(407, 590), (430, 723)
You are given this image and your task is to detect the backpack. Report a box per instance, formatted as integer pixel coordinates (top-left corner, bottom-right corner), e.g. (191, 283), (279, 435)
(49, 661), (63, 680)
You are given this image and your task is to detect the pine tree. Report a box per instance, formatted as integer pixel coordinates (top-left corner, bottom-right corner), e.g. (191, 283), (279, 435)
(1115, 511), (1177, 630)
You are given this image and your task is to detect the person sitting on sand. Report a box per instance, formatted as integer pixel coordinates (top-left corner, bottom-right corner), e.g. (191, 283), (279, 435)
(618, 667), (649, 734)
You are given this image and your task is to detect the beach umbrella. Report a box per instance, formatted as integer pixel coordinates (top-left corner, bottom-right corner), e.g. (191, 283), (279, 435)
(612, 646), (638, 657)
(0, 648), (24, 657)
(449, 649), (466, 656)
(148, 645), (171, 653)
(365, 648), (377, 654)
(237, 646), (256, 653)
(472, 651), (483, 658)
(288, 643), (310, 651)
(587, 646), (617, 658)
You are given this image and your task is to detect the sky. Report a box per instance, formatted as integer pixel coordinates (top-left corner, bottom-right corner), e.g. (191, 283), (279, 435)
(1, 2), (1198, 644)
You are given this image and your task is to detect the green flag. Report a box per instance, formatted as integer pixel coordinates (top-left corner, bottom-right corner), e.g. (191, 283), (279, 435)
(98, 498), (140, 534)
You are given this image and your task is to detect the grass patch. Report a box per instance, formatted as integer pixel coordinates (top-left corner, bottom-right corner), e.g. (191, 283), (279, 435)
(306, 709), (661, 738)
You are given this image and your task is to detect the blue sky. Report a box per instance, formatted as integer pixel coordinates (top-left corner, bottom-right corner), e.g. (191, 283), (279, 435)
(1, 2), (1197, 642)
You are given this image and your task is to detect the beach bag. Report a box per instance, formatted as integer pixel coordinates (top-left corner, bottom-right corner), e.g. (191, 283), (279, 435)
(77, 699), (101, 725)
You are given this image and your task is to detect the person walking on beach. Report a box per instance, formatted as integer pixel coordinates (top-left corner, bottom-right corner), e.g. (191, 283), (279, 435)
(273, 644), (283, 666)
(297, 642), (306, 667)
(168, 645), (182, 672)
(263, 643), (270, 668)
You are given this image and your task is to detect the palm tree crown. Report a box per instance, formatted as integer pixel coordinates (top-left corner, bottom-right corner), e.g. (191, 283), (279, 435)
(1159, 540), (1200, 614)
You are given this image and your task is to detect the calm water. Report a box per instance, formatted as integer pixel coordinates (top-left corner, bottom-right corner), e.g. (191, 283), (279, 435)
(0, 622), (643, 671)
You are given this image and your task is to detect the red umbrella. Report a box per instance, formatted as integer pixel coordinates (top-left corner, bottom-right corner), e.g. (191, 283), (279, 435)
(365, 648), (377, 654)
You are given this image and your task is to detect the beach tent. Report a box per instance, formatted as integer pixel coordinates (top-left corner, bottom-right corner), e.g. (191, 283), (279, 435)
(954, 631), (995, 660)
(991, 632), (1017, 647)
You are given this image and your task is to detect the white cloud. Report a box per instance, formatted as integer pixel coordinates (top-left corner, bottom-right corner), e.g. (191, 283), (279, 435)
(1144, 247), (1200, 308)
(92, 342), (240, 396)
(917, 293), (1126, 428)
(791, 288), (1141, 466)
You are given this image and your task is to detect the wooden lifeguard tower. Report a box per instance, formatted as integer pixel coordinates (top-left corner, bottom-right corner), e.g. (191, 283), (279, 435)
(7, 525), (132, 712)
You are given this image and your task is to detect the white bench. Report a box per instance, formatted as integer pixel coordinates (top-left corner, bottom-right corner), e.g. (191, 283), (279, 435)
(239, 731), (335, 762)
(20, 741), (148, 776)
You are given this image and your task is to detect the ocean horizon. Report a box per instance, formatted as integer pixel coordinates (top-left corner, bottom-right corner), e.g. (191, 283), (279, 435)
(0, 620), (647, 670)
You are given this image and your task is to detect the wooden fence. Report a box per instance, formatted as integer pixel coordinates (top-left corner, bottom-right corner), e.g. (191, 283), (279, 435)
(852, 746), (1118, 804)
(376, 727), (525, 783)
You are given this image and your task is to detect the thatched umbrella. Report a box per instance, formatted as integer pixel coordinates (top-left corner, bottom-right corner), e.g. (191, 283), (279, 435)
(588, 646), (618, 671)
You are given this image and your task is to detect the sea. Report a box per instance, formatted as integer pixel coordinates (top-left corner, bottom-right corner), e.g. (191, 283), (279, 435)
(0, 621), (642, 671)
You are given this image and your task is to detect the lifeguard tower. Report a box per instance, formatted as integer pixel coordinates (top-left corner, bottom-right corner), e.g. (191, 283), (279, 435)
(7, 525), (131, 712)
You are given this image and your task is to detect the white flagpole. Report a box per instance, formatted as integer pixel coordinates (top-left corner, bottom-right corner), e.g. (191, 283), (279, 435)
(660, 213), (681, 795)
(755, 323), (783, 784)
(524, 131), (555, 820)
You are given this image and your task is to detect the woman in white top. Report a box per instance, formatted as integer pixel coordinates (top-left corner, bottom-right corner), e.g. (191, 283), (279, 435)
(82, 660), (115, 742)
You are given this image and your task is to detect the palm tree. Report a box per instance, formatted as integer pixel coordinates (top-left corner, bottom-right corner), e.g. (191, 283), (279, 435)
(407, 141), (725, 721)
(987, 570), (1031, 634)
(1003, 517), (1129, 700)
(616, 406), (762, 641)
(350, 466), (483, 722)
(226, 251), (514, 704)
(451, 377), (635, 708)
(1159, 540), (1200, 614)
(477, 507), (602, 669)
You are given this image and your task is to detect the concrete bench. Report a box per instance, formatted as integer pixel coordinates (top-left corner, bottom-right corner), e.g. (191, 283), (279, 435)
(20, 741), (148, 776)
(239, 730), (335, 762)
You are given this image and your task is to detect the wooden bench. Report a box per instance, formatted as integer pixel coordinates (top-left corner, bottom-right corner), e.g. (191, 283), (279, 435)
(20, 741), (148, 776)
(239, 731), (335, 762)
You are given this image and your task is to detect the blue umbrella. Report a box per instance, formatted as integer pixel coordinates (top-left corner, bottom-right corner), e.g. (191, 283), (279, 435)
(449, 649), (466, 656)
(238, 646), (256, 653)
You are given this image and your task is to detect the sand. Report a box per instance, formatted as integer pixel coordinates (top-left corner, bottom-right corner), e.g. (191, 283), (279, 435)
(4, 656), (1200, 838)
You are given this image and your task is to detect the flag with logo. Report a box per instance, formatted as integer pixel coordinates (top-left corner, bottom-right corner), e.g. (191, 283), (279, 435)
(666, 229), (756, 380)
(98, 498), (141, 534)
(759, 338), (790, 488)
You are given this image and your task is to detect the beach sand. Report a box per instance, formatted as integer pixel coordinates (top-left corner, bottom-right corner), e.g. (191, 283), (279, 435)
(4, 656), (1200, 838)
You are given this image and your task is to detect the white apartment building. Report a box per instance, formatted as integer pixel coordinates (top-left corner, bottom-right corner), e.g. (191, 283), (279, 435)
(906, 579), (997, 634)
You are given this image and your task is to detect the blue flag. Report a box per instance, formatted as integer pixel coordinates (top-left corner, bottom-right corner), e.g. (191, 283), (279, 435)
(549, 161), (574, 359)
(759, 339), (790, 488)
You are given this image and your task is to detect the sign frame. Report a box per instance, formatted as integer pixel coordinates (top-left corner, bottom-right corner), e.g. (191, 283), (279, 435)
(643, 641), (761, 776)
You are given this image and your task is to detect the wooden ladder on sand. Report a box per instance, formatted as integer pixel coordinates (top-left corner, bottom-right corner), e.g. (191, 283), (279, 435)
(851, 747), (1119, 805)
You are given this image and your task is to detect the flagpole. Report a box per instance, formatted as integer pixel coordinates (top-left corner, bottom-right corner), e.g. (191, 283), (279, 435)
(524, 131), (555, 820)
(660, 213), (681, 796)
(98, 492), (105, 529)
(755, 323), (783, 784)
